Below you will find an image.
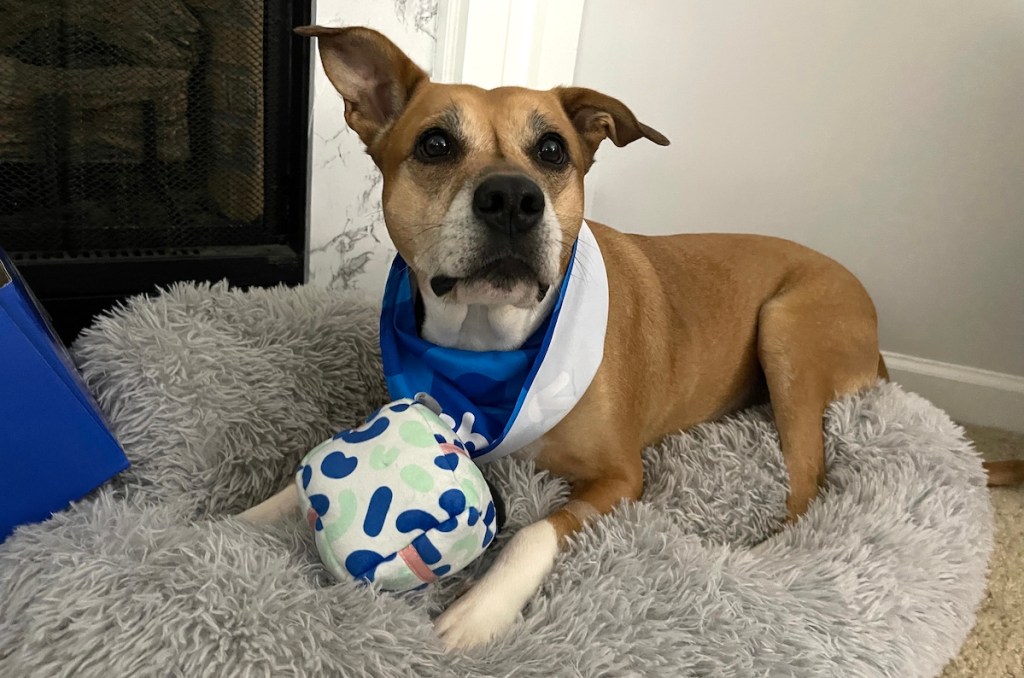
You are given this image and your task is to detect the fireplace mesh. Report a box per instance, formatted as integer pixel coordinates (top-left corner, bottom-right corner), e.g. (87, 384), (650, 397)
(0, 0), (292, 256)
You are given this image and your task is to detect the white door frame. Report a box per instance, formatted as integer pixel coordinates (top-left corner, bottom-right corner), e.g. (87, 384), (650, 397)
(434, 0), (586, 89)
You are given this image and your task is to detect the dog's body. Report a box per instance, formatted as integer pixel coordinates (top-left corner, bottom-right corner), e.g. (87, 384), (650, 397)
(244, 25), (890, 650)
(432, 224), (884, 648)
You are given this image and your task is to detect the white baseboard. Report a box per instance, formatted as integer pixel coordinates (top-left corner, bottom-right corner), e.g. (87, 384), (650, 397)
(882, 351), (1024, 433)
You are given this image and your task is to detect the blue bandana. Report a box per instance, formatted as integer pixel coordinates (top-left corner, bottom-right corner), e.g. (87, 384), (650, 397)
(380, 221), (609, 462)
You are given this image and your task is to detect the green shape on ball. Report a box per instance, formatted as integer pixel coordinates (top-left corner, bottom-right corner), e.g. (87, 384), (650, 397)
(323, 488), (358, 544)
(460, 479), (479, 507)
(400, 464), (434, 492)
(399, 420), (437, 448)
(418, 408), (449, 434)
(451, 533), (480, 559)
(370, 444), (400, 469)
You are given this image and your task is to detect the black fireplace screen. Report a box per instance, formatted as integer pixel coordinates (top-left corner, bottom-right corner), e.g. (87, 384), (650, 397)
(0, 0), (309, 340)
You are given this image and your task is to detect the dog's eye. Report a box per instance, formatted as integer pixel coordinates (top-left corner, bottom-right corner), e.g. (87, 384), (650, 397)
(536, 134), (568, 167)
(415, 129), (453, 161)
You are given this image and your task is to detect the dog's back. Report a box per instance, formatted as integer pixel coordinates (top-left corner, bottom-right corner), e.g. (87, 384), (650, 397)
(586, 222), (881, 439)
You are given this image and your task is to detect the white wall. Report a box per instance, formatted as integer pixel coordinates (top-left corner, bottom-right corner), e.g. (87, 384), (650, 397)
(574, 0), (1024, 388)
(307, 0), (438, 292)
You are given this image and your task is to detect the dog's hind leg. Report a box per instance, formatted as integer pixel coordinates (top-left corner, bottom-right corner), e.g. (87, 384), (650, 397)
(758, 273), (882, 521)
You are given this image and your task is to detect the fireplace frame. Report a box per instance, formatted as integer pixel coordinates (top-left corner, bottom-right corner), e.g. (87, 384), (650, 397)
(1, 0), (312, 343)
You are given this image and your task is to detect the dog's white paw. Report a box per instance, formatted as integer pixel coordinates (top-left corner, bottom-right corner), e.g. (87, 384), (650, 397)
(434, 582), (520, 650)
(433, 520), (559, 651)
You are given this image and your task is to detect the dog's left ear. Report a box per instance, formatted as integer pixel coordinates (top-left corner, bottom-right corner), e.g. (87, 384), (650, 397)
(295, 25), (428, 147)
(555, 87), (669, 169)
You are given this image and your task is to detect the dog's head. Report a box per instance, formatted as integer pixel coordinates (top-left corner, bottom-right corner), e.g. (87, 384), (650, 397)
(297, 26), (669, 307)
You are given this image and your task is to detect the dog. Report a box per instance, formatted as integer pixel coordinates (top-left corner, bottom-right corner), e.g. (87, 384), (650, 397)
(241, 25), (1016, 651)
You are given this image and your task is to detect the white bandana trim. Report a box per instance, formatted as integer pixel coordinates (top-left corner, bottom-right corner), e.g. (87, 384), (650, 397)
(477, 220), (609, 462)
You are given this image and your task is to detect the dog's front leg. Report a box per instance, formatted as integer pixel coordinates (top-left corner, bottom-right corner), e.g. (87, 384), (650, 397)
(434, 474), (642, 651)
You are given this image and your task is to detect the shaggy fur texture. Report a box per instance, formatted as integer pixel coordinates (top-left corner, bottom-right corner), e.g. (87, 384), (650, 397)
(0, 283), (993, 677)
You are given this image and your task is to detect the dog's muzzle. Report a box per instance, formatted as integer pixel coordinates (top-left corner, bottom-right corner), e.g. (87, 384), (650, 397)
(429, 173), (551, 301)
(472, 173), (545, 237)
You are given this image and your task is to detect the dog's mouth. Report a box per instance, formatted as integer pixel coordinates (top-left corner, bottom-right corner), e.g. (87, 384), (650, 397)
(430, 257), (550, 302)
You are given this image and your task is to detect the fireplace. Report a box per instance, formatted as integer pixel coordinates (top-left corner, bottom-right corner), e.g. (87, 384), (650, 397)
(0, 0), (311, 342)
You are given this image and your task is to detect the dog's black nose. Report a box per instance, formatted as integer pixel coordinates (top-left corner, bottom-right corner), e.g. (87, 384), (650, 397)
(472, 174), (545, 236)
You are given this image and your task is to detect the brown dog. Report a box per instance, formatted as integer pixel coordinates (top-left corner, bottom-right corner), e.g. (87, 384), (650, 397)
(249, 24), (902, 650)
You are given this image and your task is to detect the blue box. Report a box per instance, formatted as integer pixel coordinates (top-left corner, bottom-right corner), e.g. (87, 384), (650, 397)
(0, 249), (129, 541)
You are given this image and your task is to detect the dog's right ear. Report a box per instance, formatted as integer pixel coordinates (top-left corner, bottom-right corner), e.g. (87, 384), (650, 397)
(295, 26), (428, 147)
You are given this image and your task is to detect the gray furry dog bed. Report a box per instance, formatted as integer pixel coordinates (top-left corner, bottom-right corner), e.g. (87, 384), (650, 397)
(0, 283), (993, 677)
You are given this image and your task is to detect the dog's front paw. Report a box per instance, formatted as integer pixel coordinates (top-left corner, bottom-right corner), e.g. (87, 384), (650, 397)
(434, 582), (521, 651)
(433, 520), (560, 651)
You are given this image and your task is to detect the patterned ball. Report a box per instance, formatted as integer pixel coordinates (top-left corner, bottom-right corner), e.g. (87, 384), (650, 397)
(295, 397), (498, 592)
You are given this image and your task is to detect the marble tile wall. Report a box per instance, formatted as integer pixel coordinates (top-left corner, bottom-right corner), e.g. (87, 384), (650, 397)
(306, 0), (439, 294)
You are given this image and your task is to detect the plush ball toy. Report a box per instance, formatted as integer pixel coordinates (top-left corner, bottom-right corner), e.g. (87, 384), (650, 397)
(295, 397), (499, 592)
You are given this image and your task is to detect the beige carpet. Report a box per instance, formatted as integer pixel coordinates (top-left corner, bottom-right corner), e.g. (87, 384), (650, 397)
(941, 425), (1024, 677)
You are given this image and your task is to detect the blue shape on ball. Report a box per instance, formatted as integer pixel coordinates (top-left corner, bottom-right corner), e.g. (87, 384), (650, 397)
(334, 416), (390, 443)
(481, 500), (497, 547)
(439, 488), (466, 517)
(363, 486), (393, 537)
(412, 533), (442, 565)
(433, 453), (459, 471)
(435, 516), (459, 533)
(320, 451), (358, 479)
(345, 550), (396, 582)
(396, 509), (439, 533)
(300, 465), (312, 490)
(389, 402), (410, 413)
(432, 564), (451, 577)
(309, 494), (330, 531)
(467, 507), (480, 526)
(433, 433), (447, 445)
